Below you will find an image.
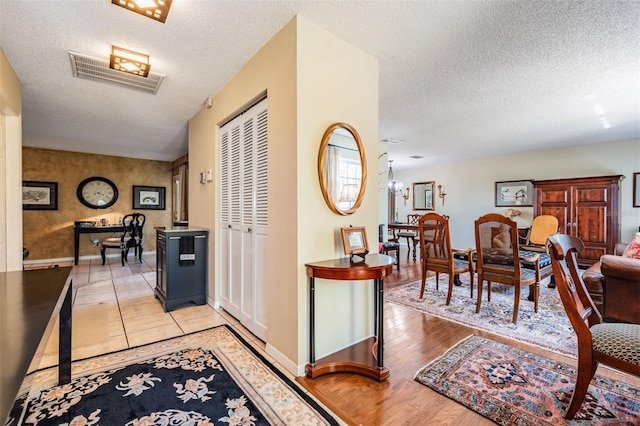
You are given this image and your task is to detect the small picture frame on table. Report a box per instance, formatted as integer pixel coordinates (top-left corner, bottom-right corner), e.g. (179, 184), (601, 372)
(341, 226), (369, 262)
(22, 181), (58, 210)
(133, 186), (166, 210)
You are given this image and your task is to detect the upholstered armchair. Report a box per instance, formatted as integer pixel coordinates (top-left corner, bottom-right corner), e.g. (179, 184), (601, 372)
(582, 243), (640, 324)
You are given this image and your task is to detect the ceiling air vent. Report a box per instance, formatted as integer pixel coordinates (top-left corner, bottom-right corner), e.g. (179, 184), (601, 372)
(68, 51), (164, 95)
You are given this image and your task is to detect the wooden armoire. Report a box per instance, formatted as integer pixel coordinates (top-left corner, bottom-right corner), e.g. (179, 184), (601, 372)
(533, 175), (623, 267)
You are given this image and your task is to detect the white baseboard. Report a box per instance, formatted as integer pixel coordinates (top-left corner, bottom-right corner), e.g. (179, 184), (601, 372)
(23, 251), (157, 266)
(265, 343), (301, 377)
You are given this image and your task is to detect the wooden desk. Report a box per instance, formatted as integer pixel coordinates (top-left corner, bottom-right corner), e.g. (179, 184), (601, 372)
(305, 254), (394, 381)
(74, 224), (122, 264)
(1, 267), (73, 423)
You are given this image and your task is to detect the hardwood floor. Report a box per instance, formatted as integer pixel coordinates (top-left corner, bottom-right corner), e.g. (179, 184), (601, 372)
(297, 247), (640, 426)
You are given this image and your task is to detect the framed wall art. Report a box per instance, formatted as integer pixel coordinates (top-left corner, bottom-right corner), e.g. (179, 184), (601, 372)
(133, 185), (166, 210)
(495, 180), (533, 207)
(22, 181), (58, 210)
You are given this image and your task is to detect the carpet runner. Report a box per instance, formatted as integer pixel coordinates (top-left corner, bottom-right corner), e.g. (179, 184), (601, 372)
(414, 335), (640, 425)
(385, 274), (578, 356)
(6, 325), (341, 426)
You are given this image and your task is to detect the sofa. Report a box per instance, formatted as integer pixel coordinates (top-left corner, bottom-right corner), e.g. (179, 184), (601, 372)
(582, 243), (640, 324)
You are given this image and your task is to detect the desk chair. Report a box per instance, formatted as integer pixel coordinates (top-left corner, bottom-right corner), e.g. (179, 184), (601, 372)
(520, 215), (559, 252)
(101, 213), (146, 266)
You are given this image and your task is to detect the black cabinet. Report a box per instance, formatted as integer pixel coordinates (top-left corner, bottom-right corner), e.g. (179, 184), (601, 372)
(155, 228), (208, 312)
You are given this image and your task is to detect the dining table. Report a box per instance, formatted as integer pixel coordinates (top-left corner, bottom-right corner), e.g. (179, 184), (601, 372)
(387, 222), (419, 260)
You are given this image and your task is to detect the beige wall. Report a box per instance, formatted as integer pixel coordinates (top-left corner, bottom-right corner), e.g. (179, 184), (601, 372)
(22, 147), (173, 261)
(0, 47), (23, 271)
(392, 138), (640, 248)
(189, 16), (378, 373)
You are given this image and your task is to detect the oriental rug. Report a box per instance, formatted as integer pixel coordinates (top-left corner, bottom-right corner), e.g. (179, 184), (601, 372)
(414, 335), (640, 426)
(385, 274), (577, 356)
(7, 325), (341, 426)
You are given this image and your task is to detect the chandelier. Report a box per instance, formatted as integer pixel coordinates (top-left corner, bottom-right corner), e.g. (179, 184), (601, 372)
(388, 160), (403, 195)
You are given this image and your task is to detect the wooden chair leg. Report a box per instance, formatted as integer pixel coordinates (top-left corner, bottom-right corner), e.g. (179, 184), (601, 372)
(446, 274), (454, 305)
(565, 356), (598, 419)
(512, 284), (521, 324)
(101, 246), (106, 265)
(475, 279), (483, 314)
(469, 271), (475, 298)
(435, 272), (440, 291)
(121, 248), (126, 267)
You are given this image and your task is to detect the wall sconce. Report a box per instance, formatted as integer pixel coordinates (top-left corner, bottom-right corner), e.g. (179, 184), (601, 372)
(438, 184), (447, 206)
(402, 188), (410, 206)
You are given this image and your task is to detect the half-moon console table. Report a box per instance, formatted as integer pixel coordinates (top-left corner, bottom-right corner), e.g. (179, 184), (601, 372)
(305, 254), (395, 381)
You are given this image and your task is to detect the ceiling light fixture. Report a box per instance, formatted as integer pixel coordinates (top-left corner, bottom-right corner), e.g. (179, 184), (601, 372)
(111, 0), (172, 23)
(110, 46), (150, 77)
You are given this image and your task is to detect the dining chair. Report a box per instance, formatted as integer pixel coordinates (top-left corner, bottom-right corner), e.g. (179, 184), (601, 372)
(418, 213), (474, 305)
(547, 233), (640, 419)
(100, 212), (146, 266)
(474, 213), (540, 323)
(378, 224), (400, 271)
(397, 213), (421, 260)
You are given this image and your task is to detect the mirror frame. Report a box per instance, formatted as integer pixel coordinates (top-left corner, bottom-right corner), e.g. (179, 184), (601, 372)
(412, 181), (435, 211)
(317, 122), (367, 216)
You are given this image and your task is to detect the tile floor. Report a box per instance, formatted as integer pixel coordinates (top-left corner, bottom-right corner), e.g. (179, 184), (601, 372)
(29, 254), (265, 373)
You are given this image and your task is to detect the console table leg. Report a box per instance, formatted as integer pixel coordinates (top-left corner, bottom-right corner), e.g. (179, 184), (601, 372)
(309, 276), (315, 365)
(59, 280), (72, 384)
(74, 229), (80, 265)
(376, 278), (384, 369)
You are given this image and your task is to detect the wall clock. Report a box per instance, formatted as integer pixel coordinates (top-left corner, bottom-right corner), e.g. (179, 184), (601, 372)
(77, 176), (119, 209)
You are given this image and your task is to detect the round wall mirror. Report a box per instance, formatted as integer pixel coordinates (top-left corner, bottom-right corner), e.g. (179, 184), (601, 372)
(318, 123), (367, 215)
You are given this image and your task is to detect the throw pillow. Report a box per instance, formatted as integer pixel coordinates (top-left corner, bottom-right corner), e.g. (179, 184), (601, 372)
(622, 232), (640, 259)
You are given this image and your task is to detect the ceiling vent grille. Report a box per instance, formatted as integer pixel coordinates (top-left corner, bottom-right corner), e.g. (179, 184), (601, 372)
(68, 51), (164, 95)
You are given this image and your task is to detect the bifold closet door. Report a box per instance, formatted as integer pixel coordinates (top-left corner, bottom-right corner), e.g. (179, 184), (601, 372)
(219, 98), (267, 340)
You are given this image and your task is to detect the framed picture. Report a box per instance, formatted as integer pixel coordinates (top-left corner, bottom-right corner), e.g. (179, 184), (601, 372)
(634, 172), (640, 208)
(133, 185), (166, 210)
(22, 181), (58, 210)
(495, 180), (533, 207)
(340, 226), (369, 255)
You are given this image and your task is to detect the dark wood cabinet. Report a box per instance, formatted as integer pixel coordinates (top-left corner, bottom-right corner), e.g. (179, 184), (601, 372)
(155, 228), (208, 312)
(533, 175), (623, 267)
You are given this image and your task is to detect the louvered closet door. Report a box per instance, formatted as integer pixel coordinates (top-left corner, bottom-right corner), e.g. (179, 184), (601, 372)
(219, 98), (268, 340)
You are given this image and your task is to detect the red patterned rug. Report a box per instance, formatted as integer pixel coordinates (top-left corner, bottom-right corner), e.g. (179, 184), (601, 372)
(414, 335), (640, 425)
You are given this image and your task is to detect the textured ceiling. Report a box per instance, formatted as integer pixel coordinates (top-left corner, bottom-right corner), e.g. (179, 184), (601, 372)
(1, 1), (639, 168)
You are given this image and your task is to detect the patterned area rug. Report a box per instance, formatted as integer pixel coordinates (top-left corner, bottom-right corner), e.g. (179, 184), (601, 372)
(415, 335), (640, 425)
(385, 274), (578, 356)
(7, 325), (341, 426)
